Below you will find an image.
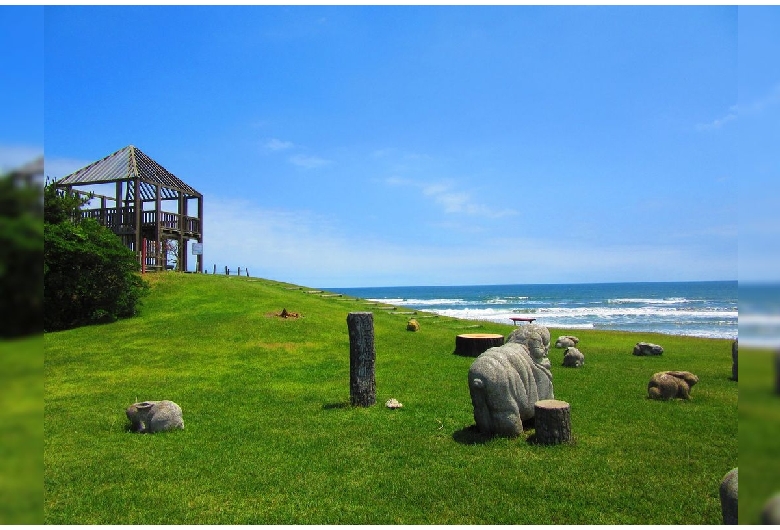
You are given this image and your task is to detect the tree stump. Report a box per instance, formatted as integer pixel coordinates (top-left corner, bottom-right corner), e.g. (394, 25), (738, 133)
(454, 333), (504, 357)
(347, 312), (376, 407)
(534, 399), (572, 445)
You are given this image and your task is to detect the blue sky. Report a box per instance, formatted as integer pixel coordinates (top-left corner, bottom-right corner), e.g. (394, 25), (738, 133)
(3, 5), (777, 287)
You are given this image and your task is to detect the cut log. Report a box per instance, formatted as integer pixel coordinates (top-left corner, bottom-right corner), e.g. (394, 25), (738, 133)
(534, 399), (572, 445)
(454, 333), (504, 357)
(347, 312), (376, 407)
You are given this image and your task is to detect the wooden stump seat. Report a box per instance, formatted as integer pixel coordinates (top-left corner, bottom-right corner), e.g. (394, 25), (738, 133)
(454, 333), (504, 357)
(534, 399), (572, 445)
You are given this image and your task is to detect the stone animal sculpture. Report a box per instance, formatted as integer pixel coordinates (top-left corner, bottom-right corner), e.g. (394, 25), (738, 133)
(505, 323), (551, 369)
(720, 468), (738, 525)
(562, 346), (585, 367)
(647, 371), (699, 400)
(633, 342), (664, 356)
(555, 335), (580, 349)
(126, 400), (184, 433)
(468, 342), (554, 438)
(762, 492), (780, 525)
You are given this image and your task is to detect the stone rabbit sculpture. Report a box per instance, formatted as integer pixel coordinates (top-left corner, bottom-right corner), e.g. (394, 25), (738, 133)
(647, 371), (699, 400)
(562, 346), (585, 367)
(126, 400), (184, 433)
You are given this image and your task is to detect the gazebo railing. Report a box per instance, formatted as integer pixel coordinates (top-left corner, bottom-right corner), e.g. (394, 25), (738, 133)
(81, 207), (201, 234)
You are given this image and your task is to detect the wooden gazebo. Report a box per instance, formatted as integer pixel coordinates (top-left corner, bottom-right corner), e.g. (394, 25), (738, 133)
(55, 145), (203, 272)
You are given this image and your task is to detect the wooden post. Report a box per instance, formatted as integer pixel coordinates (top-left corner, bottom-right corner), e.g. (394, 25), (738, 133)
(225, 266), (229, 276)
(213, 264), (216, 275)
(197, 196), (203, 273)
(534, 399), (572, 445)
(774, 349), (780, 394)
(454, 333), (504, 356)
(347, 312), (376, 407)
(238, 267), (242, 276)
(178, 190), (186, 272)
(141, 238), (146, 274)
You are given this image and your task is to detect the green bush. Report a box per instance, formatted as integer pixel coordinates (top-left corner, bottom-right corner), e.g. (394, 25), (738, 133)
(0, 173), (43, 338)
(43, 183), (148, 332)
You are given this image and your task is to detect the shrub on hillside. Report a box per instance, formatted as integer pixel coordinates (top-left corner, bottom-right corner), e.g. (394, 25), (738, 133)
(0, 173), (43, 337)
(43, 183), (148, 331)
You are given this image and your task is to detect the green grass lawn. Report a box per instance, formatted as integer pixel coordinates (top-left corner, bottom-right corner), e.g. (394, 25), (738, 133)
(738, 346), (780, 524)
(44, 273), (737, 524)
(1, 335), (43, 524)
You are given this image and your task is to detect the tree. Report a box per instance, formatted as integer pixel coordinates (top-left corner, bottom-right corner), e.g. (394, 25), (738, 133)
(43, 181), (148, 331)
(43, 178), (88, 225)
(0, 171), (43, 337)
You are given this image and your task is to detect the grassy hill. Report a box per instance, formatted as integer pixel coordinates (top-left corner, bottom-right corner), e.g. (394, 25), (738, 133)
(44, 273), (737, 524)
(1, 336), (42, 524)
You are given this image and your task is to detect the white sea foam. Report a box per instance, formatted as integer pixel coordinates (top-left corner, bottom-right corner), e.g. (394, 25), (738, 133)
(422, 305), (736, 339)
(368, 297), (466, 306)
(739, 314), (780, 348)
(485, 296), (529, 304)
(531, 307), (737, 319)
(608, 297), (692, 305)
(739, 315), (780, 325)
(434, 306), (737, 321)
(346, 282), (738, 340)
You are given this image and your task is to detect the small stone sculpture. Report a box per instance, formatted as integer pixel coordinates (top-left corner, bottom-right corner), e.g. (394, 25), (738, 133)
(126, 400), (184, 433)
(647, 371), (698, 400)
(468, 342), (554, 438)
(406, 319), (420, 332)
(761, 492), (780, 525)
(731, 339), (738, 381)
(633, 342), (664, 356)
(385, 398), (403, 409)
(555, 335), (579, 349)
(506, 323), (552, 369)
(719, 468), (738, 524)
(562, 346), (585, 367)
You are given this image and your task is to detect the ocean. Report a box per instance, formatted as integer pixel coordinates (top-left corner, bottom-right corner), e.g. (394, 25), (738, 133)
(333, 281), (739, 341)
(739, 283), (780, 348)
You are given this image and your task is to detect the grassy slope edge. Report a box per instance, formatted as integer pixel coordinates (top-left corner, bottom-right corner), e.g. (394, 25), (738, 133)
(44, 273), (737, 524)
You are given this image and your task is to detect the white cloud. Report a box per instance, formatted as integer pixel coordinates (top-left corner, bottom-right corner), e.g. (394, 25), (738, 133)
(696, 111), (737, 131)
(740, 82), (780, 115)
(289, 154), (332, 169)
(202, 196), (732, 287)
(371, 147), (395, 158)
(696, 82), (780, 131)
(388, 177), (517, 218)
(0, 144), (43, 173)
(265, 138), (294, 151)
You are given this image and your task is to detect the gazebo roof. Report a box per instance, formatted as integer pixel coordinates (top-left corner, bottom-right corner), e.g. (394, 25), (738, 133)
(56, 145), (201, 201)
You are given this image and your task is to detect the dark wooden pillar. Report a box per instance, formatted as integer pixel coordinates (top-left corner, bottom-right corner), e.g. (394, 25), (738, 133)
(133, 178), (141, 254)
(774, 349), (780, 394)
(178, 190), (186, 271)
(155, 184), (162, 269)
(115, 181), (122, 233)
(347, 312), (376, 407)
(197, 196), (203, 273)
